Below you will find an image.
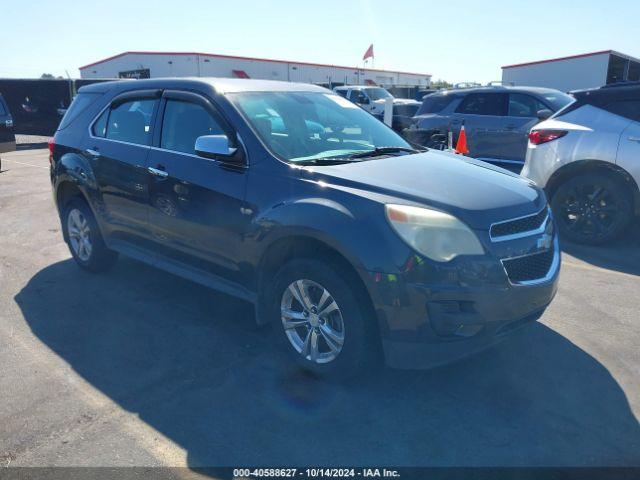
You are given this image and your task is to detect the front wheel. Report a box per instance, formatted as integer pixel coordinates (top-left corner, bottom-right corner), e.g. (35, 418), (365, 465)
(551, 173), (633, 245)
(270, 258), (379, 379)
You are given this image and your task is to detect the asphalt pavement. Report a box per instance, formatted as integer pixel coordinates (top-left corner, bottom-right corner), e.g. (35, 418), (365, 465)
(0, 149), (638, 470)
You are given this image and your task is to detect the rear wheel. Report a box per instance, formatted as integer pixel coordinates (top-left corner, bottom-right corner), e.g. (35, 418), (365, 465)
(269, 258), (379, 379)
(551, 172), (633, 245)
(63, 198), (118, 272)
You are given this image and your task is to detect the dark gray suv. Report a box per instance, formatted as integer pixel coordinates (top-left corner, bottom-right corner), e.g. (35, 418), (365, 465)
(405, 86), (574, 170)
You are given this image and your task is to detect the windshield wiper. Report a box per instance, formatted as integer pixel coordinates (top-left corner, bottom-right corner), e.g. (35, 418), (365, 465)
(347, 146), (421, 159)
(293, 157), (364, 166)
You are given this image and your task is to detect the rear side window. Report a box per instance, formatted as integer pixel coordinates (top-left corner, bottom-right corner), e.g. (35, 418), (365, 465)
(508, 93), (548, 117)
(92, 109), (109, 137)
(58, 92), (102, 130)
(417, 94), (456, 115)
(456, 93), (506, 116)
(106, 99), (156, 145)
(160, 100), (224, 154)
(603, 100), (640, 122)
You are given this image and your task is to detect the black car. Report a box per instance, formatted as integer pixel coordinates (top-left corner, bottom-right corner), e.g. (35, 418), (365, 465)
(0, 93), (16, 169)
(50, 78), (559, 378)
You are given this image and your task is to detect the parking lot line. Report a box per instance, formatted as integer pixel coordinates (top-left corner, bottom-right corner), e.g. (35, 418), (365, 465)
(2, 158), (49, 169)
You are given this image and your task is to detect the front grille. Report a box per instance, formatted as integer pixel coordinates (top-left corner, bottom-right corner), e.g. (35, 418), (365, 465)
(490, 208), (548, 240)
(502, 248), (555, 284)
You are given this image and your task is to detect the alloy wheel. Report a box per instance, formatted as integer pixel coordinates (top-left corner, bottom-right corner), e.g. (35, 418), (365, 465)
(558, 183), (620, 240)
(280, 279), (345, 364)
(67, 208), (93, 262)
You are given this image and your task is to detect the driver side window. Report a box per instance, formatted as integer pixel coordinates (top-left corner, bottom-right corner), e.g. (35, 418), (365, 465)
(160, 100), (224, 155)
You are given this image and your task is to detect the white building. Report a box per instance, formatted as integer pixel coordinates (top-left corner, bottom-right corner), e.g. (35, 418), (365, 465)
(502, 50), (640, 92)
(79, 51), (431, 88)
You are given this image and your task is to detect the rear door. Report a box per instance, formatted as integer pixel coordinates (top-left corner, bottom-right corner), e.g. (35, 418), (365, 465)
(145, 90), (249, 282)
(502, 93), (550, 163)
(85, 89), (160, 247)
(452, 92), (507, 159)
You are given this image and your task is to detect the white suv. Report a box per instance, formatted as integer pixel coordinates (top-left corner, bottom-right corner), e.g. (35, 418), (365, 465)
(522, 83), (640, 244)
(333, 86), (419, 116)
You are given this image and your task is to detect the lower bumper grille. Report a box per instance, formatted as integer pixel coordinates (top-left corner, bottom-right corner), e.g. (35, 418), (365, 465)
(502, 248), (556, 284)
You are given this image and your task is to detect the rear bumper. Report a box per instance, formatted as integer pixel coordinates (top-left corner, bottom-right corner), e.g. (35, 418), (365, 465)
(361, 246), (560, 369)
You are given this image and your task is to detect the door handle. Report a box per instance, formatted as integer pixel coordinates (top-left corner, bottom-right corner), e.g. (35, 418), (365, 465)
(85, 148), (100, 158)
(628, 137), (640, 143)
(148, 166), (168, 178)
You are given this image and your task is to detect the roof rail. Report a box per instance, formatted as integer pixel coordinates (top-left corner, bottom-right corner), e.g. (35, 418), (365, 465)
(487, 80), (514, 86)
(453, 82), (482, 89)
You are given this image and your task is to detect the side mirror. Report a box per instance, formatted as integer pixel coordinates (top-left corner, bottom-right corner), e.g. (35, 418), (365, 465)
(195, 134), (238, 160)
(537, 109), (553, 121)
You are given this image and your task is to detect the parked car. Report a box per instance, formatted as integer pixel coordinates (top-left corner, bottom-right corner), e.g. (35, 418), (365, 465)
(50, 78), (559, 378)
(522, 82), (640, 245)
(404, 85), (574, 170)
(0, 93), (16, 160)
(333, 85), (420, 117)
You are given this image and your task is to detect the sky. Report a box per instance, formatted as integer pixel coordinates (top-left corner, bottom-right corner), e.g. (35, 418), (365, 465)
(2, 0), (639, 84)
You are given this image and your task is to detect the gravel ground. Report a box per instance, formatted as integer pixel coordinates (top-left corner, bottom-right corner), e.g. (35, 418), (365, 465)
(15, 134), (52, 146)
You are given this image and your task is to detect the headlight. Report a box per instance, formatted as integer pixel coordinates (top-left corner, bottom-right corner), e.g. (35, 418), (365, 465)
(385, 204), (484, 262)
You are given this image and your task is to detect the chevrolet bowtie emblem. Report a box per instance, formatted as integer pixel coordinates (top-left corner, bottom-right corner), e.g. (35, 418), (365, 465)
(537, 233), (553, 250)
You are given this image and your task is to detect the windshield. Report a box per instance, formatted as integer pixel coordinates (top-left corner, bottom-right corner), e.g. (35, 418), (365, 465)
(230, 91), (411, 162)
(541, 91), (574, 111)
(365, 87), (393, 100)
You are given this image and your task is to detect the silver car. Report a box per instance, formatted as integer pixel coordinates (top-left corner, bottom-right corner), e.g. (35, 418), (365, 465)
(522, 82), (640, 244)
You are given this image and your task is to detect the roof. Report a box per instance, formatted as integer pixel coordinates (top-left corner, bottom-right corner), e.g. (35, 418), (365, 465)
(334, 85), (387, 89)
(78, 77), (331, 94)
(502, 50), (640, 69)
(79, 51), (431, 78)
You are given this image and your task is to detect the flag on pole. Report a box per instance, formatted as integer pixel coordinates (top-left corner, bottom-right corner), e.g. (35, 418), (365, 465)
(362, 44), (374, 61)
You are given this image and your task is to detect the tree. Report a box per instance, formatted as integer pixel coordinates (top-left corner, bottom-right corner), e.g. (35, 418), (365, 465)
(431, 78), (453, 90)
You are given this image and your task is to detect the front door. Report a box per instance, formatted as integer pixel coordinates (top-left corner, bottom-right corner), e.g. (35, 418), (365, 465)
(617, 120), (640, 184)
(146, 90), (249, 282)
(501, 93), (549, 163)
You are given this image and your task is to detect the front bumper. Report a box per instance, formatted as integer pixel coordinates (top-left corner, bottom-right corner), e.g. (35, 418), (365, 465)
(361, 230), (560, 369)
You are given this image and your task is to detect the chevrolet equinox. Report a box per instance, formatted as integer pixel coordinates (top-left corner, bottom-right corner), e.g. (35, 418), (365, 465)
(50, 78), (560, 378)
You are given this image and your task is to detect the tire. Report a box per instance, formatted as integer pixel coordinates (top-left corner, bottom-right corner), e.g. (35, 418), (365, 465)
(269, 258), (379, 379)
(63, 198), (118, 272)
(551, 172), (633, 245)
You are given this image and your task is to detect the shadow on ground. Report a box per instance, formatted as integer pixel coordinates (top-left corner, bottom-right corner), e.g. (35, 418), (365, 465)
(14, 258), (640, 469)
(561, 224), (640, 276)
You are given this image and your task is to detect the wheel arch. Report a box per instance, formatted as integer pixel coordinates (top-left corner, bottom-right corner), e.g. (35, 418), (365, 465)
(546, 160), (640, 214)
(254, 235), (379, 341)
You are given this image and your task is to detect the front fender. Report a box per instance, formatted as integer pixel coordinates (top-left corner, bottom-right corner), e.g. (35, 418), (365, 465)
(250, 194), (413, 275)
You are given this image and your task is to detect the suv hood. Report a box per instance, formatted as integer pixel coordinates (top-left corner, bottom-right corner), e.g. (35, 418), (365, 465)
(373, 98), (421, 106)
(308, 151), (545, 230)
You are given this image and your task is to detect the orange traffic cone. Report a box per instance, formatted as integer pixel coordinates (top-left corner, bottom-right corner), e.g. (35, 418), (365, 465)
(455, 123), (469, 155)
